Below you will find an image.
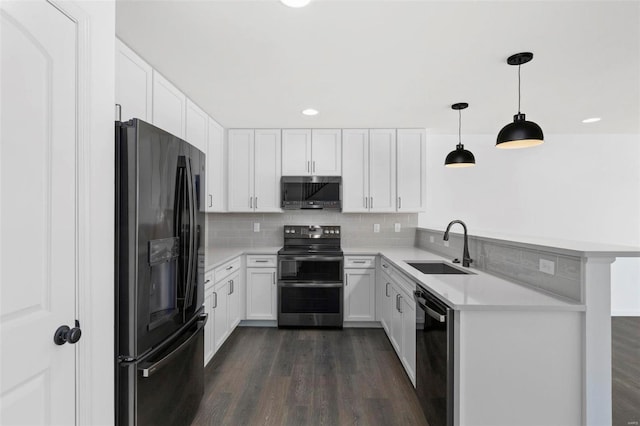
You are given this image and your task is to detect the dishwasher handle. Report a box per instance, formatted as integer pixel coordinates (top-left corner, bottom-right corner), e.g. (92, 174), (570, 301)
(414, 290), (447, 323)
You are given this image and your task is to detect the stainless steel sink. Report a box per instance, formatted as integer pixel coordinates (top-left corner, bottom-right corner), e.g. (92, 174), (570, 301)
(406, 262), (471, 275)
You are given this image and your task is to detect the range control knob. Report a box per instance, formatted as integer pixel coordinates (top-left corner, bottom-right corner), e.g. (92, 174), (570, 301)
(336, 230), (340, 234)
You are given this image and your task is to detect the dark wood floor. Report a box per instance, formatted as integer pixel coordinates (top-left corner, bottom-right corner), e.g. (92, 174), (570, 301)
(192, 327), (427, 426)
(613, 316), (640, 426)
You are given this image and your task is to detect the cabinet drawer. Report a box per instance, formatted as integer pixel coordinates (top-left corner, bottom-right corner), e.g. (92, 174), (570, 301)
(204, 271), (215, 292)
(214, 257), (241, 284)
(345, 255), (376, 269)
(246, 255), (277, 268)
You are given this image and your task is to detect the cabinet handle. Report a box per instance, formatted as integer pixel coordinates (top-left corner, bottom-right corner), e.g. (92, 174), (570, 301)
(313, 161), (316, 173)
(370, 197), (373, 209)
(382, 263), (388, 269)
(273, 272), (276, 285)
(255, 260), (269, 263)
(226, 266), (233, 271)
(396, 294), (400, 312)
(385, 282), (390, 297)
(249, 196), (253, 209)
(398, 196), (402, 209)
(204, 279), (211, 284)
(364, 197), (368, 209)
(213, 292), (217, 308)
(255, 197), (258, 209)
(345, 275), (348, 286)
(352, 260), (366, 264)
(209, 194), (213, 207)
(398, 295), (403, 313)
(307, 161), (310, 173)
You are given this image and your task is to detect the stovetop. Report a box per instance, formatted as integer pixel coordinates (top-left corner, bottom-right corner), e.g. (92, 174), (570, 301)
(279, 225), (342, 256)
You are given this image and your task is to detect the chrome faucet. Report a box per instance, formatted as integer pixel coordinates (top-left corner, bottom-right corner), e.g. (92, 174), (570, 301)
(444, 220), (473, 267)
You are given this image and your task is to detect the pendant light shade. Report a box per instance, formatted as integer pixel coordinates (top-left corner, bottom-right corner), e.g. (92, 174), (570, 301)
(496, 52), (544, 149)
(445, 103), (475, 168)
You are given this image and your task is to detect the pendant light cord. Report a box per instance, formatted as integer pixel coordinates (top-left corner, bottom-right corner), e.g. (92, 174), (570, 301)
(458, 109), (462, 145)
(518, 64), (521, 114)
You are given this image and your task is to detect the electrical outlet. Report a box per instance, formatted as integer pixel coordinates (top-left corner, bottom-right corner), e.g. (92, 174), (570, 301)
(539, 259), (555, 275)
(253, 222), (260, 232)
(394, 223), (401, 232)
(373, 224), (380, 233)
(444, 240), (449, 247)
(429, 236), (435, 243)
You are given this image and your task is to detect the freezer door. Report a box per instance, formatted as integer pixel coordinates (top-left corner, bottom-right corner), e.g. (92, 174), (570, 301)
(117, 314), (206, 426)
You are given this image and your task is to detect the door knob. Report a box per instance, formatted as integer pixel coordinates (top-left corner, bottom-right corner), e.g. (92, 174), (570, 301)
(54, 320), (82, 345)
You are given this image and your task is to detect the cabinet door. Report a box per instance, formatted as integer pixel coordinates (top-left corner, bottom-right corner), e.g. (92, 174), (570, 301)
(206, 118), (226, 212)
(246, 268), (277, 320)
(152, 70), (186, 138)
(227, 271), (242, 330)
(378, 270), (393, 334)
(400, 293), (416, 386)
(396, 129), (426, 212)
(282, 129), (311, 176)
(369, 129), (397, 212)
(312, 129), (342, 176)
(390, 286), (402, 354)
(227, 130), (254, 212)
(185, 99), (208, 153)
(115, 39), (152, 122)
(254, 130), (282, 212)
(204, 289), (215, 365)
(344, 269), (376, 322)
(213, 282), (229, 352)
(342, 129), (369, 212)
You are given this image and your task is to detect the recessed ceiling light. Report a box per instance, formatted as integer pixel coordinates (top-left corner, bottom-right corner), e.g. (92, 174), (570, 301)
(582, 117), (601, 124)
(302, 108), (318, 116)
(281, 0), (312, 8)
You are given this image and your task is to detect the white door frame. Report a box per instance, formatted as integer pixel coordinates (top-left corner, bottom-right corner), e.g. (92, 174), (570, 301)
(48, 1), (115, 424)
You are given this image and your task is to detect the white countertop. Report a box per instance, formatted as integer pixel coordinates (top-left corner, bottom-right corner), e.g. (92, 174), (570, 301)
(344, 247), (585, 311)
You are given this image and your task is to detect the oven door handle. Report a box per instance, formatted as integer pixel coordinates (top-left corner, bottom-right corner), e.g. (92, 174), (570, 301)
(279, 256), (344, 261)
(278, 282), (344, 288)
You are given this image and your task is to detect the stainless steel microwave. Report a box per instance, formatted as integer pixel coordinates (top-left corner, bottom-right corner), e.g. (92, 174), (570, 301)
(281, 176), (341, 210)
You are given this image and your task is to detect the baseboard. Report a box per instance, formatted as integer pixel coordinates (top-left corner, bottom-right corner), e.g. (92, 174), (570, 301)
(611, 310), (640, 317)
(343, 321), (382, 328)
(239, 320), (277, 327)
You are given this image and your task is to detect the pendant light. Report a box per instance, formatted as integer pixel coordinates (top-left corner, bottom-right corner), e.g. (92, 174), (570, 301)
(445, 102), (476, 168)
(496, 52), (544, 149)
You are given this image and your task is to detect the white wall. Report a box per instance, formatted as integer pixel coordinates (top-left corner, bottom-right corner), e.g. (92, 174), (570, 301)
(420, 133), (640, 315)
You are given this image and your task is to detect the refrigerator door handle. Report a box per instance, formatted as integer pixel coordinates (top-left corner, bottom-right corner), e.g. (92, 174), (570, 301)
(183, 157), (196, 311)
(138, 316), (207, 378)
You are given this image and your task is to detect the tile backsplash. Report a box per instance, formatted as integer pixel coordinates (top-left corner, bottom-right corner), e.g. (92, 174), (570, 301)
(207, 211), (418, 248)
(415, 228), (583, 302)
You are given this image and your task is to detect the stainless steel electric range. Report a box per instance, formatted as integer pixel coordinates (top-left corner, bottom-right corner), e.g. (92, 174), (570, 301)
(277, 225), (344, 328)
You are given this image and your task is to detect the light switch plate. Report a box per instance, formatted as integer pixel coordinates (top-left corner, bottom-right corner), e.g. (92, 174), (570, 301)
(373, 224), (380, 233)
(539, 258), (555, 275)
(394, 223), (401, 232)
(253, 222), (260, 232)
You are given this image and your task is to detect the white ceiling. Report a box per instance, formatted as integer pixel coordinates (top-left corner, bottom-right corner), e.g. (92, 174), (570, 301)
(116, 0), (640, 134)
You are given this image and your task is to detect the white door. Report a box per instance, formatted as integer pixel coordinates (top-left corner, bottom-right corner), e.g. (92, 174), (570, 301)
(396, 129), (426, 212)
(206, 118), (226, 212)
(369, 129), (397, 212)
(152, 70), (186, 138)
(1, 2), (77, 424)
(227, 130), (254, 212)
(341, 129), (369, 212)
(254, 130), (282, 212)
(282, 129), (311, 176)
(344, 269), (376, 322)
(311, 129), (342, 176)
(246, 269), (277, 320)
(115, 38), (153, 122)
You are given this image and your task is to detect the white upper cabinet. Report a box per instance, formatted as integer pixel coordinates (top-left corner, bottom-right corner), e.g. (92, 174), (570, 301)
(342, 129), (369, 212)
(396, 129), (426, 212)
(227, 129), (254, 212)
(206, 117), (226, 212)
(342, 129), (395, 212)
(253, 130), (282, 212)
(185, 99), (208, 153)
(369, 129), (396, 212)
(115, 39), (152, 122)
(282, 129), (341, 176)
(152, 70), (186, 139)
(311, 129), (342, 176)
(228, 129), (282, 212)
(281, 129), (311, 175)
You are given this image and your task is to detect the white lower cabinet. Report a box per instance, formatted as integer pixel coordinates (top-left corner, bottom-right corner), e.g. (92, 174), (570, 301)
(204, 257), (243, 365)
(246, 255), (277, 320)
(378, 257), (416, 386)
(344, 268), (376, 322)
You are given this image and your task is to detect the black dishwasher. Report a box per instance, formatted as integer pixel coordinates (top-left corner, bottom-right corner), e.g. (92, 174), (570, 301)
(414, 285), (454, 426)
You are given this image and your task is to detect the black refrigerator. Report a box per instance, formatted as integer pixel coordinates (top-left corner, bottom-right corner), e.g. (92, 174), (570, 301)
(115, 119), (207, 426)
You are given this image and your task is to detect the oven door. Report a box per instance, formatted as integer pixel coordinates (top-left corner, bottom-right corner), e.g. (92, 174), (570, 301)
(278, 283), (343, 327)
(278, 255), (343, 283)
